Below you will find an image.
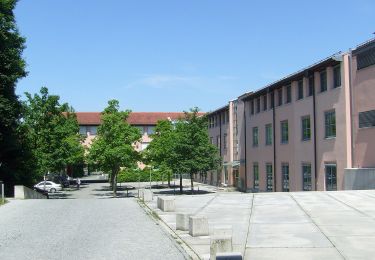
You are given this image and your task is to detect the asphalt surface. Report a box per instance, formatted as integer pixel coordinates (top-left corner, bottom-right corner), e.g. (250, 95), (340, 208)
(0, 183), (186, 260)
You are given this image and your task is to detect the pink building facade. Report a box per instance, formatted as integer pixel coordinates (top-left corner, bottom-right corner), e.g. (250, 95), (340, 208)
(206, 38), (375, 192)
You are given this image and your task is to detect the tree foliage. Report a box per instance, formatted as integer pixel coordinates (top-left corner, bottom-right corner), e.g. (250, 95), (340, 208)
(146, 108), (221, 194)
(22, 87), (84, 178)
(0, 0), (30, 195)
(88, 100), (141, 196)
(144, 119), (175, 186)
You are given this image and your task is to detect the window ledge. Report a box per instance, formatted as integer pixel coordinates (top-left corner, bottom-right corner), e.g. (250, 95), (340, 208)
(324, 136), (336, 140)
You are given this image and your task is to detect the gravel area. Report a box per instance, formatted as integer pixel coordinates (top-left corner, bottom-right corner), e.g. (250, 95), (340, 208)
(0, 197), (186, 260)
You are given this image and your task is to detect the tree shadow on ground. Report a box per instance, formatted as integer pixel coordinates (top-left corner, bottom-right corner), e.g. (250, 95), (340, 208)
(153, 189), (215, 195)
(92, 186), (135, 192)
(92, 192), (136, 199)
(48, 193), (74, 199)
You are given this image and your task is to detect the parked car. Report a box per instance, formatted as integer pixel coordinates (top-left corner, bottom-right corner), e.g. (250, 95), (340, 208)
(34, 181), (62, 193)
(46, 173), (70, 188)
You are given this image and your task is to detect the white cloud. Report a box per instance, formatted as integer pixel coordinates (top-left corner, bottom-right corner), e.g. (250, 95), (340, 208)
(124, 74), (238, 90)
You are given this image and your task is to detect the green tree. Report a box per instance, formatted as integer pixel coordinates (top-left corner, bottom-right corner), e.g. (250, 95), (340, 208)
(144, 119), (175, 187)
(0, 0), (30, 195)
(174, 108), (221, 194)
(88, 100), (141, 197)
(23, 87), (84, 178)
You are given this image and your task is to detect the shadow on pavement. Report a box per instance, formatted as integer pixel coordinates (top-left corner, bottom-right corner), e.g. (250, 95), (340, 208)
(153, 189), (215, 195)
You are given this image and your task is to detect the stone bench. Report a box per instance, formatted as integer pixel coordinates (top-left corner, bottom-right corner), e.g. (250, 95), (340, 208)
(189, 216), (209, 237)
(157, 196), (175, 212)
(176, 213), (192, 231)
(210, 235), (233, 260)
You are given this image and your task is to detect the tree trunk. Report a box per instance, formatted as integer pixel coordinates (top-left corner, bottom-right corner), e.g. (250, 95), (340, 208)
(109, 172), (114, 189)
(167, 173), (171, 188)
(179, 173), (183, 194)
(112, 166), (118, 197)
(190, 173), (194, 195)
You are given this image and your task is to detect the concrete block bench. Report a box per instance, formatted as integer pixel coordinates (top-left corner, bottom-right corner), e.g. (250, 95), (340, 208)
(140, 189), (153, 202)
(189, 216), (209, 237)
(176, 213), (192, 231)
(210, 235), (233, 260)
(157, 196), (175, 212)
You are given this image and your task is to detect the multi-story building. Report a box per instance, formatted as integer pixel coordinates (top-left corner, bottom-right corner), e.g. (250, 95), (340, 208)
(76, 112), (185, 151)
(206, 38), (375, 192)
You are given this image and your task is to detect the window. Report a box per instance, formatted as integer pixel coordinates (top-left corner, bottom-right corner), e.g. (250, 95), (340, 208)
(282, 163), (289, 192)
(79, 126), (97, 136)
(79, 126), (87, 135)
(301, 116), (311, 141)
(271, 92), (275, 108)
(325, 110), (336, 138)
(281, 120), (289, 144)
(286, 85), (291, 103)
(226, 111), (229, 123)
(266, 164), (273, 192)
(250, 100), (254, 115)
(320, 70), (327, 92)
(253, 163), (259, 190)
(302, 163), (312, 191)
(359, 109), (375, 128)
(263, 95), (267, 111)
(297, 80), (303, 100)
(357, 46), (375, 70)
(146, 126), (155, 135)
(325, 164), (337, 191)
(265, 124), (272, 146)
(210, 137), (213, 144)
(308, 75), (314, 96)
(278, 89), (283, 106)
(333, 65), (341, 88)
(252, 127), (258, 147)
(256, 98), (261, 113)
(216, 135), (221, 148)
(223, 133), (227, 149)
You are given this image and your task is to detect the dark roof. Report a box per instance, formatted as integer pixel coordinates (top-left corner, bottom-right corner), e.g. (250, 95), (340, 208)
(352, 37), (375, 55)
(243, 54), (341, 101)
(75, 112), (192, 125)
(207, 104), (229, 116)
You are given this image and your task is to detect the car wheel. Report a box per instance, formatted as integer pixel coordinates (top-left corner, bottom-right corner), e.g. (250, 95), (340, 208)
(50, 188), (56, 193)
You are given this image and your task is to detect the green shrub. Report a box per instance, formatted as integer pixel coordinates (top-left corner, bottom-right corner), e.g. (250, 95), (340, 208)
(118, 167), (171, 183)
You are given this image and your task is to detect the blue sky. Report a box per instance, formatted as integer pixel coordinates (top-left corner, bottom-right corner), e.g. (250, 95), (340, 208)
(15, 0), (375, 112)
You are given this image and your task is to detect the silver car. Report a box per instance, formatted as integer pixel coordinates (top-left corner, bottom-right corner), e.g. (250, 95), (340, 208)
(34, 181), (63, 193)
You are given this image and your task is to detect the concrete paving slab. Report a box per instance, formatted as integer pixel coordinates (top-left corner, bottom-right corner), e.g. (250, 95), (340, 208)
(330, 236), (375, 260)
(245, 248), (343, 260)
(147, 190), (375, 260)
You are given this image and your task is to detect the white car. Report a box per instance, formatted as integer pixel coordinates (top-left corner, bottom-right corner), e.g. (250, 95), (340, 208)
(34, 181), (62, 193)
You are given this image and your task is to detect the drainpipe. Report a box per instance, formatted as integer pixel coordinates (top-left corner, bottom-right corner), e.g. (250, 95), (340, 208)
(243, 102), (247, 192)
(219, 113), (222, 186)
(348, 50), (354, 168)
(312, 73), (318, 191)
(271, 89), (277, 192)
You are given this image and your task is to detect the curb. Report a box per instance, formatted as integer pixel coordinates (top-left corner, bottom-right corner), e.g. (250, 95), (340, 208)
(137, 199), (201, 260)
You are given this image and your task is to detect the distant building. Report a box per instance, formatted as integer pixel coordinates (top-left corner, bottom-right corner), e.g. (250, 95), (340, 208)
(76, 112), (185, 151)
(75, 112), (186, 172)
(204, 38), (375, 192)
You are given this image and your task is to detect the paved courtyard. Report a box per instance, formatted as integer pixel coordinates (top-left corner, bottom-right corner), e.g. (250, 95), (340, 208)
(146, 189), (375, 260)
(0, 183), (186, 260)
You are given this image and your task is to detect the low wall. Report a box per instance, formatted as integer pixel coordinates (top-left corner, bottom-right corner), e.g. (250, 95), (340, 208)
(344, 168), (375, 190)
(14, 186), (47, 199)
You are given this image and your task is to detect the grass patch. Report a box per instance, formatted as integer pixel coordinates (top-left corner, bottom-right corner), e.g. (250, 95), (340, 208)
(0, 199), (7, 206)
